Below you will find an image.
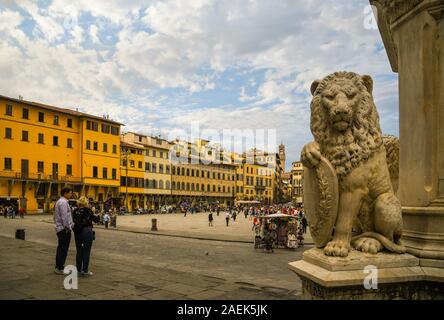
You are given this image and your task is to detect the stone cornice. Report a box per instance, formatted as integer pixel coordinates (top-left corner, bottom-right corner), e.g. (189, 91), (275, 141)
(374, 0), (424, 24)
(370, 0), (443, 72)
(428, 2), (444, 21)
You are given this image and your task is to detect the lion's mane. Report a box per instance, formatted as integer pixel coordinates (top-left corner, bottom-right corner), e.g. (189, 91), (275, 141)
(310, 71), (383, 178)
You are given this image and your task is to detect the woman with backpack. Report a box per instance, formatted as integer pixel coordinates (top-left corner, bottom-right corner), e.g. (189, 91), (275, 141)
(72, 197), (100, 276)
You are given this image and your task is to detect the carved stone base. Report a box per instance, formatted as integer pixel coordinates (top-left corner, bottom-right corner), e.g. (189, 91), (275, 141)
(299, 277), (444, 300)
(288, 248), (444, 300)
(402, 206), (444, 260)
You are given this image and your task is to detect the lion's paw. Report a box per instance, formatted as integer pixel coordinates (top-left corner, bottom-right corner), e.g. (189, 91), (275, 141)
(353, 237), (383, 254)
(324, 240), (350, 257)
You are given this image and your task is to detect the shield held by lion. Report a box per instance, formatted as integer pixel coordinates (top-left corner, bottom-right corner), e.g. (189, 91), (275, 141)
(301, 71), (406, 257)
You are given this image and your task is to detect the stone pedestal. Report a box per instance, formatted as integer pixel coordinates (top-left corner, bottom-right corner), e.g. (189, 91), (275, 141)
(289, 248), (444, 299)
(369, 0), (444, 277)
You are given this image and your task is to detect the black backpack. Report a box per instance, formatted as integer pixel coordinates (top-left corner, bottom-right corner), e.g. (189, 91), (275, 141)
(72, 208), (90, 233)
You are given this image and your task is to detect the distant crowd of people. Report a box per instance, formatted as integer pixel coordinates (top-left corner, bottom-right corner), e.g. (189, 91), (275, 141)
(1, 205), (25, 219)
(196, 204), (308, 232)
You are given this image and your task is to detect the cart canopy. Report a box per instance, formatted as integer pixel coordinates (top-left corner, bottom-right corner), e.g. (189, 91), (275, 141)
(258, 213), (297, 219)
(235, 200), (260, 204)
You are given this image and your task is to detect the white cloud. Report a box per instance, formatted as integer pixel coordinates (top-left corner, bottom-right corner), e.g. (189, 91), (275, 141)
(239, 86), (256, 103)
(17, 0), (65, 43)
(70, 25), (84, 46)
(89, 25), (100, 44)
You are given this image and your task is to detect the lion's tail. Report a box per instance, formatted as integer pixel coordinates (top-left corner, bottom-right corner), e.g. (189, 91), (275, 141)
(351, 232), (406, 254)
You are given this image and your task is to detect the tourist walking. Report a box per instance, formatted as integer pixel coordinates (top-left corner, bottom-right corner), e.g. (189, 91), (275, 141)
(208, 212), (213, 227)
(225, 210), (230, 227)
(103, 212), (110, 229)
(54, 187), (74, 275)
(110, 212), (117, 228)
(232, 208), (237, 222)
(3, 206), (7, 218)
(19, 207), (25, 219)
(9, 206), (15, 219)
(302, 216), (308, 234)
(252, 216), (258, 231)
(263, 227), (274, 253)
(72, 197), (100, 276)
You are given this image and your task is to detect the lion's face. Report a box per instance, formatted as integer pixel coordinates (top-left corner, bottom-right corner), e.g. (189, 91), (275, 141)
(320, 79), (361, 132)
(309, 71), (383, 178)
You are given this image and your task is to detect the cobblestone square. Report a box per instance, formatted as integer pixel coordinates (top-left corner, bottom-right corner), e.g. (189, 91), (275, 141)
(0, 214), (310, 299)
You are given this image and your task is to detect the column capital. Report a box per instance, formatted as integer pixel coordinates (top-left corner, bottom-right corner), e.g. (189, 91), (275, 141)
(370, 0), (443, 72)
(371, 0), (424, 24)
(428, 2), (444, 21)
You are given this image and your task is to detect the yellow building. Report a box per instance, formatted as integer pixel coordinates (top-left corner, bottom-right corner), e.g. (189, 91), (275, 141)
(0, 95), (122, 213)
(170, 139), (236, 207)
(121, 132), (173, 210)
(281, 172), (293, 203)
(234, 154), (273, 205)
(243, 149), (283, 204)
(291, 161), (303, 205)
(119, 140), (145, 211)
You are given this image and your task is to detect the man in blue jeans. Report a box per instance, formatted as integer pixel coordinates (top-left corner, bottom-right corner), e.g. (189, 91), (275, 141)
(54, 187), (74, 275)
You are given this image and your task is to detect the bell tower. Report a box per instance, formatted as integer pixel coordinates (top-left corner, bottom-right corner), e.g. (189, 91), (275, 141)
(279, 143), (286, 172)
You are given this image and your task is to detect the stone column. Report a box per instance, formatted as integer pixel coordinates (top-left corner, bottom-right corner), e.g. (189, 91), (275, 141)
(371, 0), (444, 272)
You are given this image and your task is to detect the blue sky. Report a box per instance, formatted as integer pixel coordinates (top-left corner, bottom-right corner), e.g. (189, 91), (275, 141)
(0, 0), (399, 171)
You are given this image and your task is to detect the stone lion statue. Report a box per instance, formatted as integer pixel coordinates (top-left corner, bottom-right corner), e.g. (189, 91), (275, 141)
(301, 71), (406, 257)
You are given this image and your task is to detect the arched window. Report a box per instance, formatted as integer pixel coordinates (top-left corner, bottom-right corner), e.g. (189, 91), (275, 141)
(191, 169), (195, 177)
(166, 181), (170, 189)
(182, 167), (185, 176)
(186, 183), (190, 190)
(172, 182), (176, 190)
(207, 184), (210, 192)
(153, 180), (157, 189)
(223, 186), (226, 193)
(201, 184), (204, 191)
(187, 169), (190, 176)
(196, 184), (199, 191)
(191, 183), (195, 191)
(159, 180), (164, 189)
(228, 186), (230, 193)
(213, 185), (216, 192)
(182, 182), (185, 190)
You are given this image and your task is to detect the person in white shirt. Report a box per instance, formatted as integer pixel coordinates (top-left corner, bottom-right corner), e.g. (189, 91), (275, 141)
(54, 187), (74, 275)
(103, 212), (110, 229)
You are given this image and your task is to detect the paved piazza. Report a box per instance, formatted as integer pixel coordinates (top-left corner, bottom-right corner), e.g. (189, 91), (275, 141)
(93, 212), (312, 243)
(0, 214), (311, 300)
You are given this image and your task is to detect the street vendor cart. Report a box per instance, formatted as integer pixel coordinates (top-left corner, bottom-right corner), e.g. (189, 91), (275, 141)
(253, 213), (300, 250)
